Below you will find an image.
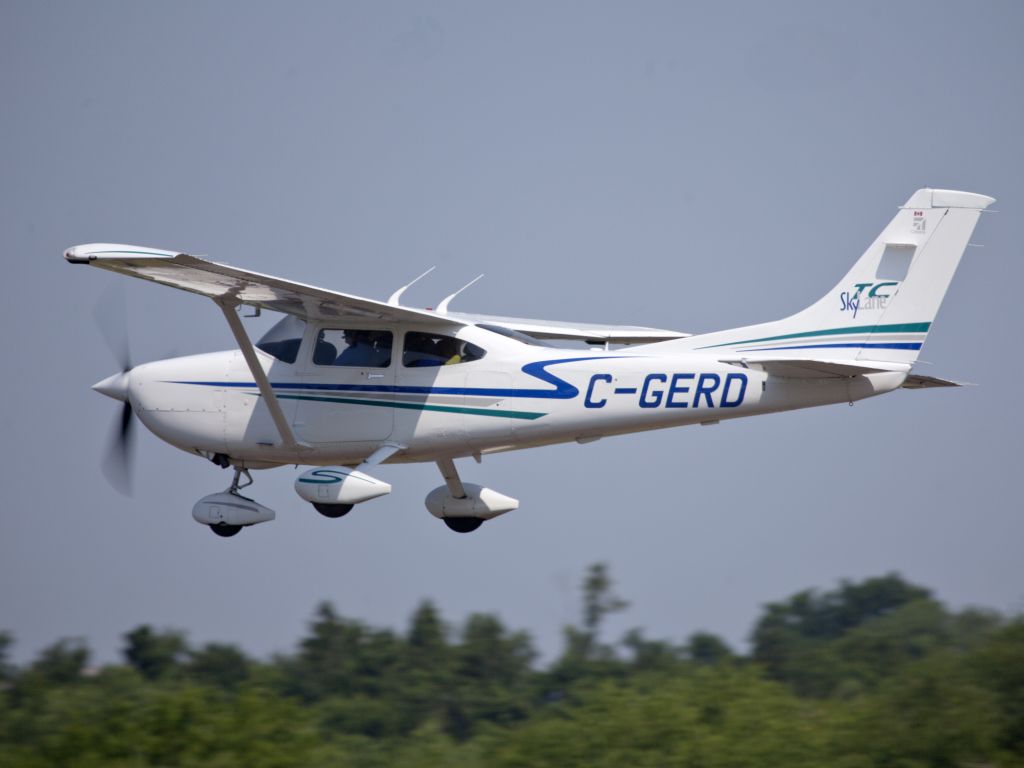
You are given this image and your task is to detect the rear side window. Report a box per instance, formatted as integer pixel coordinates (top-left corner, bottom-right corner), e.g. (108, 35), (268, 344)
(315, 329), (393, 368)
(403, 332), (486, 367)
(256, 315), (306, 364)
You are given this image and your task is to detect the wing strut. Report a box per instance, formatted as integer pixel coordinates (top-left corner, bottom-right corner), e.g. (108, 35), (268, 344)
(217, 300), (304, 453)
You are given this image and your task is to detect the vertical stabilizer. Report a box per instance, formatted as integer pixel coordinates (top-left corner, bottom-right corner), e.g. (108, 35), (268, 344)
(673, 188), (994, 365)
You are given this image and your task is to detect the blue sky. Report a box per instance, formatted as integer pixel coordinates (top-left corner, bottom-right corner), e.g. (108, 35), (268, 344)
(1, 1), (1022, 664)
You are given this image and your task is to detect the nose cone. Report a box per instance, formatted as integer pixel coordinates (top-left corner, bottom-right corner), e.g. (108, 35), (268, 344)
(92, 370), (131, 402)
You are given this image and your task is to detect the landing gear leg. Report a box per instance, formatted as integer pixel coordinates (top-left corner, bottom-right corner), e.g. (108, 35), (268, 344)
(229, 467), (253, 496)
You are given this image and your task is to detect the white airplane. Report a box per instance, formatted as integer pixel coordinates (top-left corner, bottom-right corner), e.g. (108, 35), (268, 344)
(67, 188), (993, 536)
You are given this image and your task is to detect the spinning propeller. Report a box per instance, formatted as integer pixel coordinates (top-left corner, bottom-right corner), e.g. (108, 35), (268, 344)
(92, 285), (136, 497)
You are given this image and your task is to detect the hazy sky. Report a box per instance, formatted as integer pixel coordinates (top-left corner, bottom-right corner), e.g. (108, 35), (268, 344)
(2, 1), (1022, 666)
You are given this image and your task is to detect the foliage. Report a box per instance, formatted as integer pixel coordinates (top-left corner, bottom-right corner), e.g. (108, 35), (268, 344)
(122, 625), (188, 681)
(1, 568), (1021, 768)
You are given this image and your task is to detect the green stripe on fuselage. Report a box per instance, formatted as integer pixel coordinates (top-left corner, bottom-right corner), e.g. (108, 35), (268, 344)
(697, 322), (931, 349)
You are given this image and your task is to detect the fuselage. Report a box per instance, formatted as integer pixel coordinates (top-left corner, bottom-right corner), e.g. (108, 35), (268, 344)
(120, 322), (906, 469)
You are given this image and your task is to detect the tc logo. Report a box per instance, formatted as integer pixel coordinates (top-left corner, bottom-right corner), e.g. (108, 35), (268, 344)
(839, 281), (898, 318)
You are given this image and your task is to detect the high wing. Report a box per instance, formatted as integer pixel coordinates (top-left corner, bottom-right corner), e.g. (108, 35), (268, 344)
(64, 243), (461, 327)
(446, 311), (689, 345)
(65, 243), (689, 344)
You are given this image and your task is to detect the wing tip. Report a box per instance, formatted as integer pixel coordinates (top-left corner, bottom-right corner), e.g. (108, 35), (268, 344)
(64, 248), (93, 264)
(63, 243), (184, 265)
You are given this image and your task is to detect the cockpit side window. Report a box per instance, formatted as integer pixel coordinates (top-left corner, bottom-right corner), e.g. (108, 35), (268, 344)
(403, 332), (486, 367)
(316, 329), (393, 368)
(255, 315), (307, 364)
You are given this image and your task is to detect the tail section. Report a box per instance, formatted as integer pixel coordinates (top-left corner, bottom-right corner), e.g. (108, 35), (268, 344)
(673, 188), (994, 365)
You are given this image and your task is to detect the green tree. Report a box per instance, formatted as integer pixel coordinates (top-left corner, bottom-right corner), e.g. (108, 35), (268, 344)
(186, 642), (250, 690)
(968, 619), (1024, 754)
(547, 564), (630, 692)
(0, 631), (14, 683)
(123, 625), (188, 681)
(582, 562), (629, 639)
(621, 628), (681, 674)
(398, 600), (453, 732)
(482, 668), (827, 768)
(751, 573), (935, 695)
(284, 601), (401, 704)
(27, 637), (90, 685)
(446, 613), (536, 739)
(831, 651), (1003, 767)
(685, 631), (734, 666)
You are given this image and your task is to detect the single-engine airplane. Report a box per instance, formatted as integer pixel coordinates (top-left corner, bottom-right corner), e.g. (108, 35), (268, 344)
(67, 188), (993, 536)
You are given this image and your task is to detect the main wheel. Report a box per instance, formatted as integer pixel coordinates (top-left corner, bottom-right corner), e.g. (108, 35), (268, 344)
(314, 502), (354, 518)
(443, 517), (484, 533)
(210, 523), (242, 537)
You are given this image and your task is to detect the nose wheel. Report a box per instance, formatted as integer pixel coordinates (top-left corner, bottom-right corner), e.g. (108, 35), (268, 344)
(206, 468), (254, 537)
(195, 467), (276, 537)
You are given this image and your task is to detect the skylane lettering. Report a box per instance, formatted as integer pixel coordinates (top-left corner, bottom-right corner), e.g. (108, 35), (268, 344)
(584, 372), (748, 409)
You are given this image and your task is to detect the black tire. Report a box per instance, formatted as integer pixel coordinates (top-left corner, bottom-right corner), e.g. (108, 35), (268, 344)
(443, 517), (484, 533)
(314, 503), (354, 518)
(210, 523), (242, 537)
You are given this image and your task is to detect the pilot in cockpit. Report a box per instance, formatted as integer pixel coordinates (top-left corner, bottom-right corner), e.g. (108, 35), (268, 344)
(336, 330), (376, 366)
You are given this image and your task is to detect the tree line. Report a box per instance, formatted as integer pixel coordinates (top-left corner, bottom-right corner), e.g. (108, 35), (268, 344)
(1, 565), (1021, 767)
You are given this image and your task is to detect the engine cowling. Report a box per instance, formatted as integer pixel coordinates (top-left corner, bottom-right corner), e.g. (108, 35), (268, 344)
(294, 467), (392, 506)
(425, 483), (519, 521)
(192, 492), (276, 527)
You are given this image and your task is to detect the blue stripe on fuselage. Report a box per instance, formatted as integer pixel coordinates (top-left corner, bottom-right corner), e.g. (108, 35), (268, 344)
(170, 356), (622, 400)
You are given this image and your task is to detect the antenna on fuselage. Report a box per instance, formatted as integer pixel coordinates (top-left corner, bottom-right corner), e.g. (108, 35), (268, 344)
(387, 266), (435, 306)
(436, 274), (484, 314)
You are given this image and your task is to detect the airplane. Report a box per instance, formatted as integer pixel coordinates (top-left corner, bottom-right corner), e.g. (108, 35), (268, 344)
(67, 188), (993, 537)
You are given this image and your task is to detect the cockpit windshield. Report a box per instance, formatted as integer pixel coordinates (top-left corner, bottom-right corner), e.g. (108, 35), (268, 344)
(256, 315), (306, 363)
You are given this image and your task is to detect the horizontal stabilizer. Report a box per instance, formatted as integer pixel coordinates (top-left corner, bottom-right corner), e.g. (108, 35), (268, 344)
(722, 358), (905, 379)
(901, 373), (968, 389)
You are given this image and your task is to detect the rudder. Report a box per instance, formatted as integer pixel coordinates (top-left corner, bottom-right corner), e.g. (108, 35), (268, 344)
(676, 188), (994, 365)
